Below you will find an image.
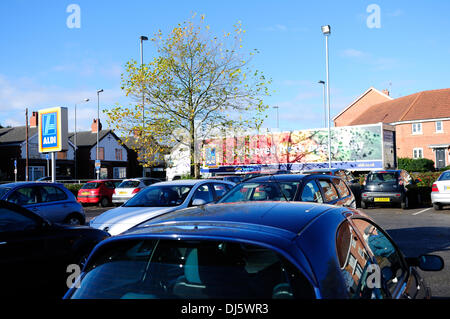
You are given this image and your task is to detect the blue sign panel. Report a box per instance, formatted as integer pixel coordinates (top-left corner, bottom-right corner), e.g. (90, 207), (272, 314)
(41, 112), (58, 148)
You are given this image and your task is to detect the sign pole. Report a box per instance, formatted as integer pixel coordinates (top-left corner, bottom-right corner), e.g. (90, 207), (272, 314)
(51, 152), (56, 183)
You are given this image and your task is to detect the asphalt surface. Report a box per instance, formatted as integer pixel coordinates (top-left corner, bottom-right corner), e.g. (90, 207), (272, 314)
(83, 204), (450, 299)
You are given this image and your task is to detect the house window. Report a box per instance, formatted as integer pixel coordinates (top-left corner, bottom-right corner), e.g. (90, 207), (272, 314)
(113, 167), (127, 179)
(413, 148), (423, 159)
(436, 121), (443, 133)
(98, 147), (105, 160)
(57, 151), (67, 160)
(115, 148), (123, 161)
(412, 123), (422, 135)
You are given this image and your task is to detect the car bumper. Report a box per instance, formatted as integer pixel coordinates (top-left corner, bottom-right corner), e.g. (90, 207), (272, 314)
(112, 196), (132, 204)
(430, 192), (450, 204)
(361, 192), (404, 204)
(78, 195), (101, 204)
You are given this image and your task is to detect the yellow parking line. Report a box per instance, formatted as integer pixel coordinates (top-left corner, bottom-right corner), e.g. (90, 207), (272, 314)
(412, 208), (432, 216)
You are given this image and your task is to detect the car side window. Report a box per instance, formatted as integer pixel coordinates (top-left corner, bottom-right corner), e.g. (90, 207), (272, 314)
(336, 220), (387, 299)
(7, 187), (39, 205)
(212, 183), (229, 199)
(105, 182), (115, 189)
(351, 219), (407, 297)
(318, 179), (339, 202)
(300, 181), (323, 203)
(0, 207), (37, 232)
(40, 186), (68, 203)
(332, 178), (350, 198)
(335, 170), (346, 180)
(192, 184), (214, 203)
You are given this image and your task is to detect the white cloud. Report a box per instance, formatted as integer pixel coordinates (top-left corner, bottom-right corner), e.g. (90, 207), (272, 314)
(340, 48), (366, 58)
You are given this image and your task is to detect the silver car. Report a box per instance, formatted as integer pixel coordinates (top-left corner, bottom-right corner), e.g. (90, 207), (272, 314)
(90, 179), (235, 235)
(0, 182), (85, 225)
(112, 177), (161, 206)
(431, 170), (450, 210)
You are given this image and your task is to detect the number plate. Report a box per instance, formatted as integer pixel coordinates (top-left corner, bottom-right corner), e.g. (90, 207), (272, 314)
(119, 191), (127, 195)
(374, 197), (390, 202)
(82, 192), (89, 195)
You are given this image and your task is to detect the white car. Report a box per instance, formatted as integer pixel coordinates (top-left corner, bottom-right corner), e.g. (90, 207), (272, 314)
(112, 177), (161, 206)
(431, 170), (450, 210)
(90, 179), (235, 235)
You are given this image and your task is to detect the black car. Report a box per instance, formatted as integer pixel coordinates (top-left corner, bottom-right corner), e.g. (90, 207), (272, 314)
(218, 174), (356, 208)
(361, 169), (420, 209)
(302, 168), (362, 207)
(0, 200), (109, 298)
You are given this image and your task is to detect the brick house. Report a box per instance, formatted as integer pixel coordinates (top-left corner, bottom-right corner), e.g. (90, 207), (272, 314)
(333, 88), (450, 169)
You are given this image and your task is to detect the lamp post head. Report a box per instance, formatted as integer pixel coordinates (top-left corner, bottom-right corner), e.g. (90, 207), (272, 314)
(321, 25), (331, 35)
(318, 80), (325, 84)
(97, 89), (103, 94)
(84, 98), (90, 102)
(140, 35), (148, 41)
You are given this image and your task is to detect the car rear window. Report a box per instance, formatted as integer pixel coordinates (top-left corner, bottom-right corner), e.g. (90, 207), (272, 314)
(0, 187), (11, 198)
(367, 172), (398, 183)
(68, 239), (315, 299)
(218, 181), (299, 203)
(438, 172), (450, 181)
(81, 183), (100, 189)
(117, 181), (140, 188)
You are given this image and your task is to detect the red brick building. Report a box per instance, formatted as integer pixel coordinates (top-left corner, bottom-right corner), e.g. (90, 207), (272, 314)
(333, 88), (450, 169)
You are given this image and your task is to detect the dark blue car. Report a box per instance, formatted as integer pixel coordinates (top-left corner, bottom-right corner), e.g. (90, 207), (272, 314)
(64, 202), (443, 299)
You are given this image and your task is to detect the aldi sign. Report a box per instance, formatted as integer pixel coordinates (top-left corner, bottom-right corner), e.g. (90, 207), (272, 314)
(38, 107), (68, 153)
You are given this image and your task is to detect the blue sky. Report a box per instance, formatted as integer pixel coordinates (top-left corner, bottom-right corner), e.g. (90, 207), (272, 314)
(1, 0), (449, 132)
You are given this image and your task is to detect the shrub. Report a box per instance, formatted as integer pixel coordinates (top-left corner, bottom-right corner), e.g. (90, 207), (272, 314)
(398, 157), (435, 173)
(64, 183), (84, 196)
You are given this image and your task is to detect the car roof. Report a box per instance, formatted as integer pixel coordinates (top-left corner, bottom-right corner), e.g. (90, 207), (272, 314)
(153, 179), (234, 186)
(243, 173), (331, 182)
(125, 201), (339, 240)
(0, 182), (64, 188)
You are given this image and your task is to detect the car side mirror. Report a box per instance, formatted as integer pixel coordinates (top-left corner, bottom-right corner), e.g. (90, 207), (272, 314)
(406, 254), (444, 271)
(191, 198), (207, 206)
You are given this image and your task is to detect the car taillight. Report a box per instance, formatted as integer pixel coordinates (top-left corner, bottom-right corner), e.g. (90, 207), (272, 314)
(132, 188), (142, 194)
(432, 184), (439, 192)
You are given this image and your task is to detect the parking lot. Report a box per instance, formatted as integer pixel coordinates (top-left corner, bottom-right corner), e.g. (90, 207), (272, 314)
(84, 204), (450, 299)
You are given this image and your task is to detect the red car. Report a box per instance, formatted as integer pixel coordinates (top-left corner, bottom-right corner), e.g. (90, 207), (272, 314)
(77, 180), (121, 207)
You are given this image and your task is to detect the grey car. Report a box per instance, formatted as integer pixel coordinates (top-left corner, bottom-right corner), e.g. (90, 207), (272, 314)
(0, 182), (85, 225)
(90, 179), (235, 235)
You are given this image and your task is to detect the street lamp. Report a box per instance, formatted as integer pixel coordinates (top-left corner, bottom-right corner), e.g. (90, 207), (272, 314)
(318, 81), (326, 128)
(321, 25), (332, 169)
(96, 89), (104, 180)
(273, 106), (280, 129)
(74, 98), (89, 179)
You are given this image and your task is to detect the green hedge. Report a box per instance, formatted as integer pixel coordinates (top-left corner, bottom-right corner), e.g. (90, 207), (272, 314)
(398, 157), (435, 172)
(64, 183), (84, 196)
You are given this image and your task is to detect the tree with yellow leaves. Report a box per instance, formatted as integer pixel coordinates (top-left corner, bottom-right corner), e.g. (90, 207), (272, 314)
(106, 14), (271, 178)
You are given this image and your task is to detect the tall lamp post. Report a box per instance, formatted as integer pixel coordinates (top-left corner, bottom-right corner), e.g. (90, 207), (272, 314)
(321, 25), (332, 169)
(273, 106), (280, 129)
(74, 98), (90, 180)
(318, 81), (326, 128)
(140, 35), (148, 177)
(96, 89), (104, 180)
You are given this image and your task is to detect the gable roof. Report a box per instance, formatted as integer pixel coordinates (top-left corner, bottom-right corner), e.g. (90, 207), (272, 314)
(333, 86), (393, 121)
(348, 88), (450, 125)
(68, 129), (111, 147)
(0, 126), (38, 144)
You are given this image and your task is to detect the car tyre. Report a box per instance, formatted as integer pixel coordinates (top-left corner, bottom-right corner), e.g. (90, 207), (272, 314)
(99, 197), (110, 207)
(361, 201), (367, 209)
(64, 214), (83, 225)
(433, 203), (442, 211)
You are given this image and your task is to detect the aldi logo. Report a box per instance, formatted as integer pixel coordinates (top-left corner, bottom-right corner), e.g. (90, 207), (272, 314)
(38, 107), (68, 153)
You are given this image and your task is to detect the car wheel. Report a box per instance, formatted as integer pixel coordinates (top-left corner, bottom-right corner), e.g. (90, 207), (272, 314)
(361, 201), (367, 209)
(433, 203), (442, 211)
(99, 197), (110, 207)
(64, 214), (83, 225)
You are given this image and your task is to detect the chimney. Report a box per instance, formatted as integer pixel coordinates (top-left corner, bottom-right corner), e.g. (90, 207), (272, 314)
(30, 111), (38, 128)
(91, 119), (102, 133)
(382, 89), (390, 96)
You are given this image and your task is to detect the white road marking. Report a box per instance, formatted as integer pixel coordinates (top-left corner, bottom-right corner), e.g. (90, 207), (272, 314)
(412, 208), (432, 216)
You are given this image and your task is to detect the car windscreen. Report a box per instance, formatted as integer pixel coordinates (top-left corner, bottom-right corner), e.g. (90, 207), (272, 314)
(218, 181), (299, 203)
(81, 183), (100, 189)
(117, 180), (140, 188)
(438, 172), (450, 181)
(367, 172), (398, 183)
(123, 185), (192, 207)
(0, 187), (11, 198)
(68, 239), (314, 299)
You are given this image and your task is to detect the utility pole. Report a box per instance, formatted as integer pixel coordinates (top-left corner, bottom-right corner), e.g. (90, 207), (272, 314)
(25, 108), (29, 181)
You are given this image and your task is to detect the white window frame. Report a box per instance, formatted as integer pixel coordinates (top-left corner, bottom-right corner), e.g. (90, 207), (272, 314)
(113, 167), (127, 179)
(436, 121), (443, 133)
(413, 148), (423, 159)
(412, 122), (422, 135)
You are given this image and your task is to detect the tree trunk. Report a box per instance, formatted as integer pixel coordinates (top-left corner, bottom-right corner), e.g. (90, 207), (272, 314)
(190, 120), (198, 178)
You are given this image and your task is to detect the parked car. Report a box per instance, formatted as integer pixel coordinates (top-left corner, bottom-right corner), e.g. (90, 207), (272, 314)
(64, 201), (443, 299)
(77, 179), (120, 207)
(218, 174), (356, 208)
(302, 168), (362, 207)
(431, 170), (450, 210)
(36, 175), (74, 182)
(90, 179), (235, 235)
(361, 169), (420, 209)
(0, 200), (109, 298)
(112, 177), (162, 206)
(0, 182), (86, 225)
